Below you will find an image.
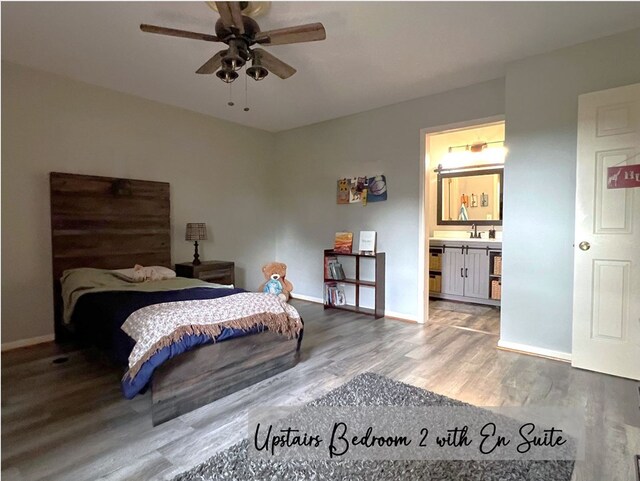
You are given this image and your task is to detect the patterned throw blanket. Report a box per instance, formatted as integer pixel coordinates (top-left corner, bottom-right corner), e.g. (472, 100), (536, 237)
(121, 292), (302, 380)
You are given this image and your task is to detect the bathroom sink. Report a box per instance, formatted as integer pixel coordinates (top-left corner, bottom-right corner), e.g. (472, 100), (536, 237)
(429, 231), (502, 243)
(429, 236), (501, 243)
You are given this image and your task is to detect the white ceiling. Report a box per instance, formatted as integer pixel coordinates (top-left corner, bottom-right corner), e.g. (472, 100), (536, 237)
(3, 2), (640, 132)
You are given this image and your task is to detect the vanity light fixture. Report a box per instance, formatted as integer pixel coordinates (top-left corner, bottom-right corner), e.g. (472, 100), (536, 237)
(448, 139), (505, 154)
(443, 139), (508, 169)
(470, 141), (487, 153)
(435, 163), (505, 174)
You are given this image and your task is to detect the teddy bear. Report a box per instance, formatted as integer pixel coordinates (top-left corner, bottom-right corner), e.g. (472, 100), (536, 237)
(259, 262), (294, 302)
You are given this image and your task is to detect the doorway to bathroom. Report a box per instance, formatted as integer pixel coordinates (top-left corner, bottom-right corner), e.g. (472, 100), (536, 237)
(420, 118), (506, 335)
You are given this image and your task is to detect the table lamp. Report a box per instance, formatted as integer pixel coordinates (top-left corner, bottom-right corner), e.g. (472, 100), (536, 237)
(185, 223), (207, 265)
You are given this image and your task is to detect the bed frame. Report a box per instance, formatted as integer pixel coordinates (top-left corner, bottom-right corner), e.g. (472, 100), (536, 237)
(50, 172), (301, 425)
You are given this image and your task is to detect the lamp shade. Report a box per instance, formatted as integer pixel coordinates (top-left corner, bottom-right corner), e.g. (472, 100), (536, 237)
(185, 223), (207, 241)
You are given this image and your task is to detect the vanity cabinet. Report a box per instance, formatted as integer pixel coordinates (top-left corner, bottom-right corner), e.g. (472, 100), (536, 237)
(441, 247), (490, 299)
(430, 240), (500, 306)
(441, 249), (465, 296)
(463, 249), (491, 299)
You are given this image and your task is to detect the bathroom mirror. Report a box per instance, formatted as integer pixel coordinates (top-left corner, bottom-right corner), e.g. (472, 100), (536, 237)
(437, 168), (503, 225)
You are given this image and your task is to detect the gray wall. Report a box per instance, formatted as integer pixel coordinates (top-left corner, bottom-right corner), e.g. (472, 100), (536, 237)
(501, 28), (640, 354)
(1, 62), (277, 343)
(4, 27), (640, 351)
(274, 27), (640, 348)
(274, 79), (505, 319)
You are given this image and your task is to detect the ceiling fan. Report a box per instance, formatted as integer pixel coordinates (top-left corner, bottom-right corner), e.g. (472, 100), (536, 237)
(140, 1), (326, 83)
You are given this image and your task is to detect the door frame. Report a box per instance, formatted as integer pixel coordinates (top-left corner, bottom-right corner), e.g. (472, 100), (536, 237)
(418, 114), (505, 325)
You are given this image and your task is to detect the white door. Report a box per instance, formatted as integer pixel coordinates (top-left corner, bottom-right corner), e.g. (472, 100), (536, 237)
(464, 249), (490, 299)
(441, 248), (465, 296)
(573, 83), (640, 380)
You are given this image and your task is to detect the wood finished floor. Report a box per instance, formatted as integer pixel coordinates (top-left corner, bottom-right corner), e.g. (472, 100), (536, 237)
(2, 300), (639, 481)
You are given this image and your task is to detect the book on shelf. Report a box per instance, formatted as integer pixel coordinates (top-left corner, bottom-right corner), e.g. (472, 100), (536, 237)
(330, 262), (345, 280)
(335, 286), (346, 306)
(358, 231), (376, 254)
(324, 255), (337, 279)
(328, 262), (335, 279)
(324, 282), (346, 306)
(333, 232), (353, 254)
(324, 257), (345, 280)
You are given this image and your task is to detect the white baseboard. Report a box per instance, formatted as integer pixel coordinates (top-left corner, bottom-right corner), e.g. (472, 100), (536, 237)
(385, 310), (418, 323)
(1, 334), (55, 352)
(290, 293), (323, 304)
(497, 339), (571, 362)
(289, 293), (418, 323)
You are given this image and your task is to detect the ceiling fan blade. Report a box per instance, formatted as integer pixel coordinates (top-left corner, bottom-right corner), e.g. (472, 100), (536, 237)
(196, 50), (226, 74)
(228, 2), (245, 35)
(253, 48), (296, 79)
(215, 2), (236, 29)
(255, 23), (326, 46)
(140, 24), (219, 42)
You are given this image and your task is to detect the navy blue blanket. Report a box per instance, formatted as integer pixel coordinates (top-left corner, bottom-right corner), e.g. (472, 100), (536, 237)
(71, 287), (264, 398)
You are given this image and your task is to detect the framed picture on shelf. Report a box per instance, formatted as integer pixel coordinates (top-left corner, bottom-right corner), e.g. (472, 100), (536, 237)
(334, 232), (353, 253)
(358, 231), (376, 254)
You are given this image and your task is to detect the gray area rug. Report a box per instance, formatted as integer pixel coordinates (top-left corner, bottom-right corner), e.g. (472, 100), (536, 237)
(174, 372), (574, 481)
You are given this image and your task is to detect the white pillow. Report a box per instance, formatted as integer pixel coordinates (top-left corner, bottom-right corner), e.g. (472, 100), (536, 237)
(112, 267), (145, 282)
(112, 265), (176, 282)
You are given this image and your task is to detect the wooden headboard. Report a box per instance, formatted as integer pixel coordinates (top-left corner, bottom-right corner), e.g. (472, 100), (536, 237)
(50, 172), (171, 340)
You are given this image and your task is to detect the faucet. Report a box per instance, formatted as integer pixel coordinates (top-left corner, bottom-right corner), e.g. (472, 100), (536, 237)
(470, 224), (481, 239)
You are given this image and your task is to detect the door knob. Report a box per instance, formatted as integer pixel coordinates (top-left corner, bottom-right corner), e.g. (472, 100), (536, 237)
(578, 241), (591, 251)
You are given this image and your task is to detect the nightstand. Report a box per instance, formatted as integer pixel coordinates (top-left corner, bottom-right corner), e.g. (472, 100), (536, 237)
(175, 261), (235, 285)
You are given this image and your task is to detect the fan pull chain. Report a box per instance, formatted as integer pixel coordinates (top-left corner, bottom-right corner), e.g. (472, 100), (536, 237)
(243, 69), (250, 112)
(227, 82), (234, 107)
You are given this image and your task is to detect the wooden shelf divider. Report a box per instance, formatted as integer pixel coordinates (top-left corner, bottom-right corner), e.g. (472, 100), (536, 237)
(323, 249), (385, 319)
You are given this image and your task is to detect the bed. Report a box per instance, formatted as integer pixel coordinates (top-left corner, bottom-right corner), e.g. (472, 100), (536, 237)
(50, 172), (302, 425)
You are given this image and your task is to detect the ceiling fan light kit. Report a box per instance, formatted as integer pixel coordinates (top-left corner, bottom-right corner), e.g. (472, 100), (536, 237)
(246, 51), (269, 81)
(246, 63), (268, 81)
(216, 68), (238, 83)
(221, 39), (249, 71)
(140, 1), (326, 106)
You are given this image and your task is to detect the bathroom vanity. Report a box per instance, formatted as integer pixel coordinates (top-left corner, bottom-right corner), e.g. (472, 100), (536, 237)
(429, 164), (504, 306)
(428, 235), (502, 306)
